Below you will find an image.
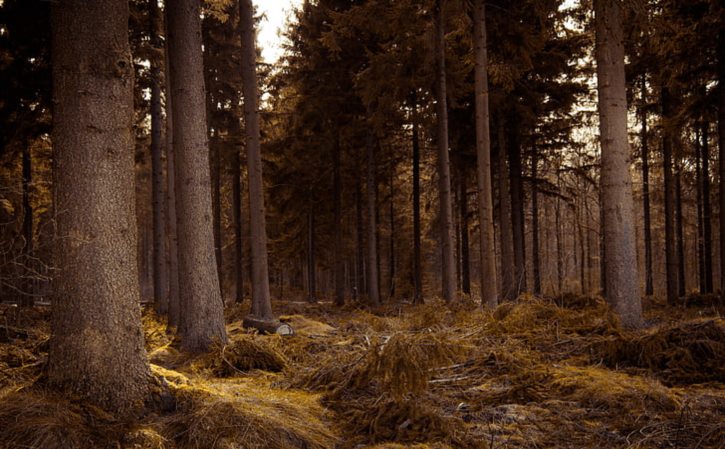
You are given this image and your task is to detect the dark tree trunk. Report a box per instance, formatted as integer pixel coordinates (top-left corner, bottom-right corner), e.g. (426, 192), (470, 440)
(508, 123), (526, 294)
(434, 0), (456, 302)
(307, 211), (316, 302)
(640, 76), (654, 296)
(594, 0), (642, 327)
(531, 148), (541, 295)
(696, 125), (706, 292)
(458, 161), (471, 295)
(48, 0), (150, 413)
(718, 28), (725, 302)
(555, 172), (563, 294)
(167, 0), (227, 350)
(150, 0), (168, 315)
(232, 113), (244, 303)
(497, 119), (515, 300)
(212, 135), (222, 294)
(239, 0), (274, 321)
(411, 93), (423, 304)
(388, 153), (396, 299)
(675, 153), (686, 297)
(21, 141), (33, 307)
(701, 120), (713, 293)
(662, 87), (679, 304)
(355, 174), (365, 299)
(366, 134), (380, 307)
(333, 131), (345, 306)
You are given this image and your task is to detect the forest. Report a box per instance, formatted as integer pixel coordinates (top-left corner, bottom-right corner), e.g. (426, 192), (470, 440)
(0, 0), (723, 448)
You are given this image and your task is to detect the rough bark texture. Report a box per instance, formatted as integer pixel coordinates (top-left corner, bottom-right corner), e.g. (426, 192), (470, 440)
(701, 120), (713, 293)
(334, 132), (345, 306)
(232, 113), (244, 303)
(594, 0), (642, 328)
(497, 119), (515, 300)
(164, 21), (180, 329)
(508, 124), (526, 295)
(412, 94), (423, 304)
(531, 149), (541, 295)
(366, 134), (380, 307)
(473, 0), (498, 307)
(675, 154), (686, 297)
(167, 0), (227, 350)
(239, 0), (274, 320)
(719, 28), (725, 302)
(640, 77), (653, 296)
(434, 0), (456, 302)
(696, 125), (705, 292)
(150, 0), (168, 315)
(307, 211), (316, 302)
(661, 87), (679, 304)
(389, 157), (397, 299)
(458, 161), (470, 295)
(48, 0), (150, 413)
(355, 175), (365, 299)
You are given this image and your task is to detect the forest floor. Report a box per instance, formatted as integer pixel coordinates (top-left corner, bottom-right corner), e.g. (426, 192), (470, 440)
(0, 293), (723, 449)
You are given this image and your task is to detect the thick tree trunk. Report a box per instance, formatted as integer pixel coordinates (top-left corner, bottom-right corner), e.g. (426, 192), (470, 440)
(150, 0), (168, 315)
(497, 120), (515, 300)
(211, 136), (222, 294)
(701, 120), (713, 293)
(366, 134), (380, 307)
(48, 0), (150, 413)
(508, 124), (526, 295)
(531, 149), (541, 295)
(719, 28), (725, 302)
(355, 174), (365, 299)
(239, 0), (274, 321)
(640, 77), (654, 296)
(473, 0), (497, 307)
(696, 125), (706, 292)
(594, 0), (642, 327)
(307, 210), (316, 302)
(411, 93), (423, 304)
(164, 23), (180, 329)
(675, 154), (686, 297)
(661, 87), (679, 304)
(334, 132), (345, 306)
(167, 0), (227, 350)
(232, 113), (244, 303)
(21, 142), (33, 307)
(434, 0), (456, 302)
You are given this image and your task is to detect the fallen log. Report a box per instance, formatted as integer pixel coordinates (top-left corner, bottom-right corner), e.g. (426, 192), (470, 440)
(242, 315), (294, 336)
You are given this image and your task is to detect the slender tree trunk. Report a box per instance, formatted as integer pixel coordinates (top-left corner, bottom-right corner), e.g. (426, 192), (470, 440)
(555, 171), (563, 295)
(497, 119), (515, 300)
(508, 124), (526, 295)
(239, 0), (274, 321)
(167, 0), (227, 350)
(675, 152), (686, 297)
(232, 113), (244, 303)
(150, 0), (168, 315)
(366, 134), (380, 307)
(701, 120), (713, 293)
(473, 0), (497, 307)
(212, 135), (222, 294)
(411, 93), (423, 304)
(594, 0), (642, 327)
(696, 125), (706, 293)
(531, 149), (541, 295)
(48, 0), (150, 412)
(164, 23), (180, 329)
(21, 141), (33, 307)
(718, 28), (725, 301)
(640, 76), (654, 296)
(434, 0), (456, 302)
(356, 174), (365, 299)
(662, 87), (679, 304)
(333, 131), (345, 306)
(458, 161), (471, 295)
(307, 210), (316, 302)
(389, 153), (397, 299)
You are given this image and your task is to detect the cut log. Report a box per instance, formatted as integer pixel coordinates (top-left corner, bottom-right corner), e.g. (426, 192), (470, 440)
(242, 315), (294, 336)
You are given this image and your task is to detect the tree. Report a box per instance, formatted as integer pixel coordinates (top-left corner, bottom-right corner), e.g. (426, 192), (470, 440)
(594, 0), (642, 327)
(434, 0), (456, 303)
(166, 0), (227, 350)
(239, 0), (276, 326)
(473, 0), (498, 307)
(47, 0), (150, 412)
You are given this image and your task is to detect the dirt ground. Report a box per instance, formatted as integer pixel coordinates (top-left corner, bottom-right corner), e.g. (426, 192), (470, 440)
(0, 293), (723, 449)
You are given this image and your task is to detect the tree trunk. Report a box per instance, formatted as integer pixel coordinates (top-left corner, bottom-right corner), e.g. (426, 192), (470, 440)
(458, 161), (471, 295)
(239, 0), (274, 321)
(531, 149), (541, 295)
(701, 120), (713, 293)
(334, 131), (345, 306)
(366, 134), (380, 307)
(307, 210), (316, 302)
(164, 19), (180, 329)
(473, 0), (496, 306)
(661, 87), (679, 304)
(411, 93), (423, 304)
(555, 171), (563, 295)
(497, 119), (515, 300)
(388, 152), (397, 299)
(719, 28), (725, 302)
(355, 174), (365, 299)
(167, 0), (227, 350)
(675, 152), (686, 297)
(48, 0), (150, 413)
(508, 123), (526, 295)
(696, 125), (706, 292)
(434, 0), (456, 302)
(150, 0), (168, 315)
(21, 140), (33, 307)
(640, 76), (654, 296)
(232, 112), (244, 303)
(594, 0), (642, 327)
(211, 135), (222, 295)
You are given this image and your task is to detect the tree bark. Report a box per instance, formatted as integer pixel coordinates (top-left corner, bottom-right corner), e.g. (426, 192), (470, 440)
(508, 123), (526, 295)
(232, 112), (244, 303)
(411, 93), (423, 304)
(497, 119), (515, 300)
(307, 210), (316, 302)
(719, 28), (725, 302)
(167, 0), (227, 350)
(239, 0), (274, 321)
(388, 152), (397, 299)
(473, 0), (497, 307)
(640, 76), (653, 296)
(366, 134), (380, 307)
(355, 173), (365, 299)
(675, 151), (686, 297)
(434, 0), (456, 302)
(696, 125), (706, 292)
(334, 131), (345, 306)
(48, 0), (150, 413)
(531, 149), (541, 295)
(594, 0), (642, 327)
(661, 87), (679, 304)
(150, 0), (168, 315)
(701, 120), (713, 293)
(21, 140), (33, 307)
(458, 160), (471, 295)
